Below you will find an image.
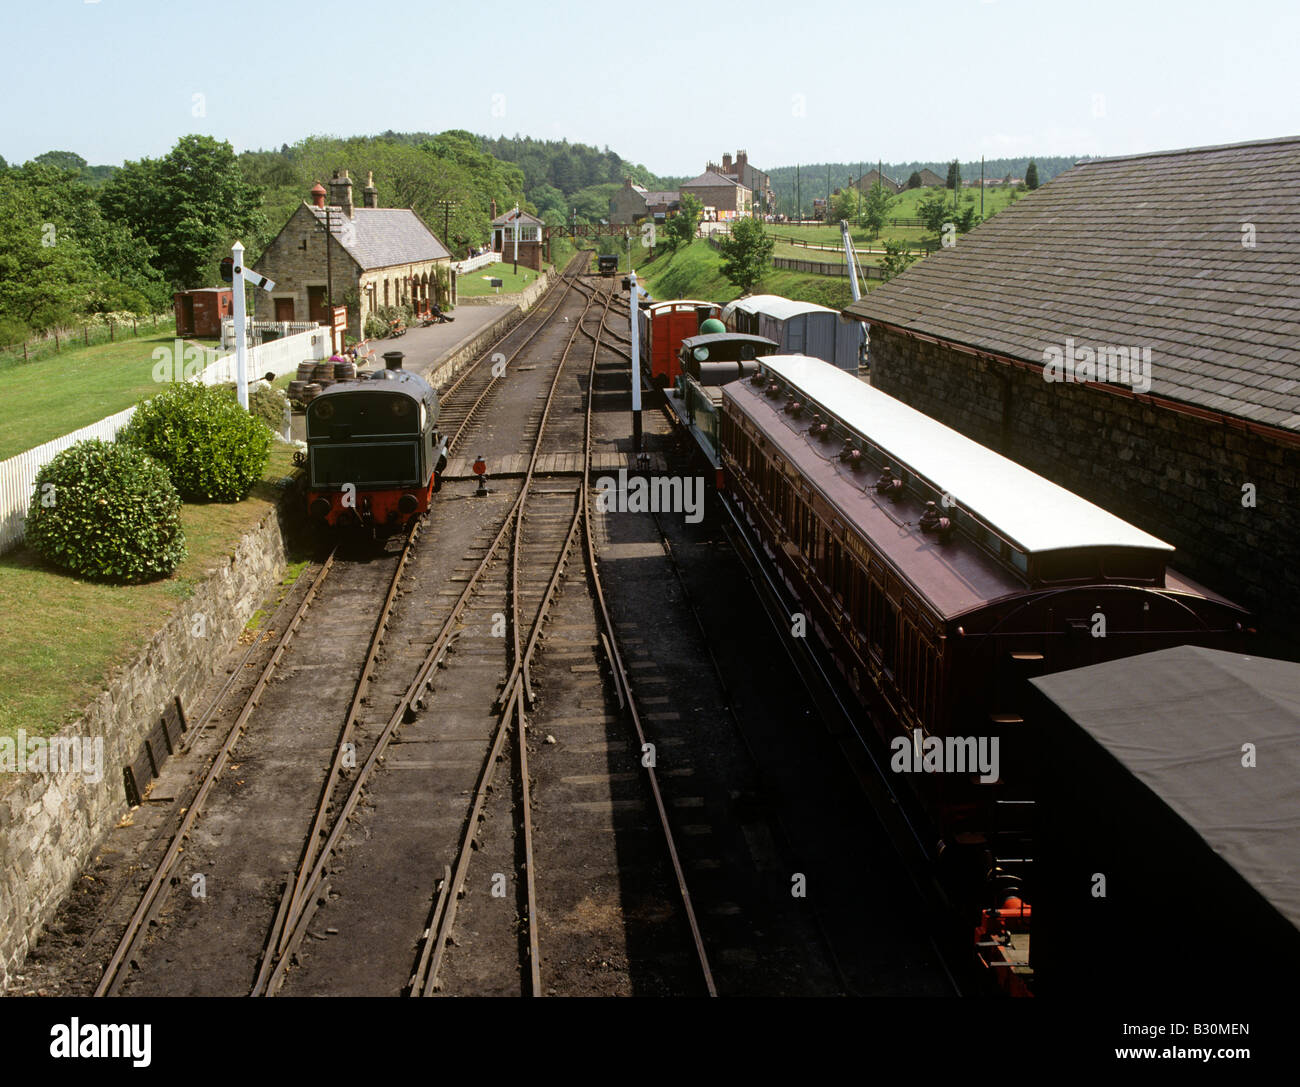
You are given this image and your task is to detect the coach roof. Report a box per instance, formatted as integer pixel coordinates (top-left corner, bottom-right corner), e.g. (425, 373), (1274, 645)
(758, 355), (1172, 556)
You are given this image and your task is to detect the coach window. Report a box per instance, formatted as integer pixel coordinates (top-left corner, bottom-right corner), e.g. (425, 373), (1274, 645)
(881, 596), (900, 675)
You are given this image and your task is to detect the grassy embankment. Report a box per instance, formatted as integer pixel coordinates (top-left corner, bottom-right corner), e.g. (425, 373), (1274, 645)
(0, 322), (195, 461)
(628, 236), (881, 310)
(455, 260), (548, 298)
(0, 444), (308, 743)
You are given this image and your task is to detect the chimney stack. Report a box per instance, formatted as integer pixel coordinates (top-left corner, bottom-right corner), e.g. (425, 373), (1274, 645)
(329, 169), (354, 219)
(363, 170), (378, 209)
(737, 150), (748, 175)
(722, 153), (733, 173)
(310, 182), (327, 209)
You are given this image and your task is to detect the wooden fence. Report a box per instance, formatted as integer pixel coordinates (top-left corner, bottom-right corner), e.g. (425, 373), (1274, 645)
(0, 314), (174, 369)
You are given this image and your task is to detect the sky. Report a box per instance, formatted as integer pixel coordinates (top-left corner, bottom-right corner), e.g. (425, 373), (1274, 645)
(4, 0), (1298, 176)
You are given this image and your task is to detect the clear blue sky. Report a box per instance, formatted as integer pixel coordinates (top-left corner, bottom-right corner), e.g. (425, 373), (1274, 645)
(5, 0), (1297, 175)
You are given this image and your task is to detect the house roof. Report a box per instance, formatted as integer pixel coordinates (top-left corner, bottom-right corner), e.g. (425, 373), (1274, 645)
(1029, 646), (1300, 931)
(681, 170), (741, 188)
(643, 191), (680, 204)
(491, 208), (545, 226)
(845, 136), (1300, 433)
(306, 205), (449, 269)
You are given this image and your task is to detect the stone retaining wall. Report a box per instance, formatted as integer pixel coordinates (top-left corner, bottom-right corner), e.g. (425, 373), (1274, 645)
(0, 495), (294, 991)
(868, 326), (1299, 628)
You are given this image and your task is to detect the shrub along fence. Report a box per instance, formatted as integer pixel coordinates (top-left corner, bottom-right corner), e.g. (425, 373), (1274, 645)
(0, 325), (329, 554)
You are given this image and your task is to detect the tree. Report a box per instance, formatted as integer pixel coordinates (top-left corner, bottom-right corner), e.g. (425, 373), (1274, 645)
(30, 151), (88, 174)
(663, 192), (702, 251)
(946, 160), (961, 189)
(906, 171), (923, 190)
(879, 240), (918, 283)
(917, 190), (953, 234)
(100, 134), (264, 288)
(1025, 160), (1040, 190)
(716, 216), (774, 294)
(830, 187), (860, 226)
(862, 181), (892, 238)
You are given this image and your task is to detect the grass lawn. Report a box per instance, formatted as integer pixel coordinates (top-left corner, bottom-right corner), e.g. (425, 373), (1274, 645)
(456, 261), (547, 298)
(0, 324), (214, 461)
(0, 443), (304, 742)
(635, 238), (887, 312)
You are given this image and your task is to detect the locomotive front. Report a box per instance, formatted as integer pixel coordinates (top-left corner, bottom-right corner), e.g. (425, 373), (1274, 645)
(304, 352), (446, 533)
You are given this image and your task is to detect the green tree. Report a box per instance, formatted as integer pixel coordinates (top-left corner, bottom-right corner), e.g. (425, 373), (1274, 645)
(1025, 160), (1040, 190)
(30, 151), (88, 175)
(946, 160), (961, 189)
(663, 192), (702, 251)
(906, 171), (923, 189)
(917, 190), (952, 234)
(101, 134), (264, 288)
(879, 240), (918, 283)
(830, 187), (860, 226)
(862, 181), (892, 238)
(716, 216), (774, 294)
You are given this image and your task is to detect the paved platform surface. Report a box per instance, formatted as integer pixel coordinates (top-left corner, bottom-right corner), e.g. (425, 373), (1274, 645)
(359, 306), (506, 380)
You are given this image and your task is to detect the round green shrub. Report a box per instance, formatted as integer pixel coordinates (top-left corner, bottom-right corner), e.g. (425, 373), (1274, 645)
(247, 384), (289, 436)
(26, 439), (186, 583)
(122, 381), (271, 501)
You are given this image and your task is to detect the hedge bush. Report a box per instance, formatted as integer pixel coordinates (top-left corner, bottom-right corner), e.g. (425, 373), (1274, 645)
(122, 381), (271, 501)
(247, 384), (289, 436)
(26, 439), (186, 583)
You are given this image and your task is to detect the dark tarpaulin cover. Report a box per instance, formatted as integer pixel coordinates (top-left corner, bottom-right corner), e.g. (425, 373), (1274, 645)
(1029, 645), (1300, 932)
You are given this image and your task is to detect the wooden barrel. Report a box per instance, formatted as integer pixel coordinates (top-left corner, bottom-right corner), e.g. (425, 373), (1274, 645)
(300, 382), (322, 403)
(297, 360), (317, 381)
(335, 361), (356, 381)
(312, 361), (335, 382)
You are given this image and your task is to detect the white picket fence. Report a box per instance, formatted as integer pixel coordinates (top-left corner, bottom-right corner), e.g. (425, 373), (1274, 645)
(0, 327), (329, 555)
(453, 252), (499, 275)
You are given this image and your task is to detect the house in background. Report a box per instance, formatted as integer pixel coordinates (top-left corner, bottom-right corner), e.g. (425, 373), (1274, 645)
(708, 151), (774, 217)
(682, 169), (750, 221)
(609, 178), (650, 225)
(844, 136), (1300, 630)
(254, 170), (453, 339)
(850, 168), (903, 194)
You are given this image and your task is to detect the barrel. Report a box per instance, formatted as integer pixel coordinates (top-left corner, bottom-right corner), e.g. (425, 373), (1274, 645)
(334, 361), (356, 381)
(297, 361), (317, 381)
(312, 361), (336, 382)
(300, 383), (322, 403)
(288, 380), (308, 399)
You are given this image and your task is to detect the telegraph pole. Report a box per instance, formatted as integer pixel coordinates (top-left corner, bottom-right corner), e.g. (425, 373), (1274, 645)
(435, 200), (457, 251)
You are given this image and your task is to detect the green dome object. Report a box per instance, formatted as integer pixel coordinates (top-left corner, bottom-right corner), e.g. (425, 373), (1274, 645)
(700, 318), (726, 334)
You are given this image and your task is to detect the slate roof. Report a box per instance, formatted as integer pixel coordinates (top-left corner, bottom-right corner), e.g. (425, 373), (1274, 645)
(681, 170), (742, 189)
(845, 136), (1300, 432)
(307, 205), (449, 269)
(643, 191), (680, 204)
(491, 208), (545, 227)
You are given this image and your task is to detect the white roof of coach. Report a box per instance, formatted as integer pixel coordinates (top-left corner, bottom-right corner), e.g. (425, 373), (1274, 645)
(759, 355), (1173, 555)
(723, 294), (836, 322)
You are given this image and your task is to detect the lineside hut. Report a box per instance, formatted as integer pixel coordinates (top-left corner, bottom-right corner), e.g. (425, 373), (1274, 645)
(254, 170), (454, 340)
(844, 136), (1300, 633)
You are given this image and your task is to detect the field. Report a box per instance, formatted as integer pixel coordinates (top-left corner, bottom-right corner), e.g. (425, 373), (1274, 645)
(0, 444), (303, 742)
(0, 324), (210, 461)
(456, 261), (547, 298)
(633, 237), (885, 311)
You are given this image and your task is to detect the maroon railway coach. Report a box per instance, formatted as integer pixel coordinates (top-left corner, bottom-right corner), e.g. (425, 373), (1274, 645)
(719, 356), (1248, 985)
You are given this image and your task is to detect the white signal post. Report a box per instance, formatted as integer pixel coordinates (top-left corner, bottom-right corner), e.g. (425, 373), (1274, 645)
(229, 240), (276, 410)
(512, 204), (520, 275)
(628, 270), (641, 452)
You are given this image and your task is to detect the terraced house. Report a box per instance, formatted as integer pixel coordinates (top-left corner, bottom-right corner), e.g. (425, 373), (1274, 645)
(255, 170), (453, 339)
(845, 136), (1300, 631)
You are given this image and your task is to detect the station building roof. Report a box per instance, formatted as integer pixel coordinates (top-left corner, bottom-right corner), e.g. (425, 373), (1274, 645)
(845, 136), (1300, 434)
(307, 205), (450, 269)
